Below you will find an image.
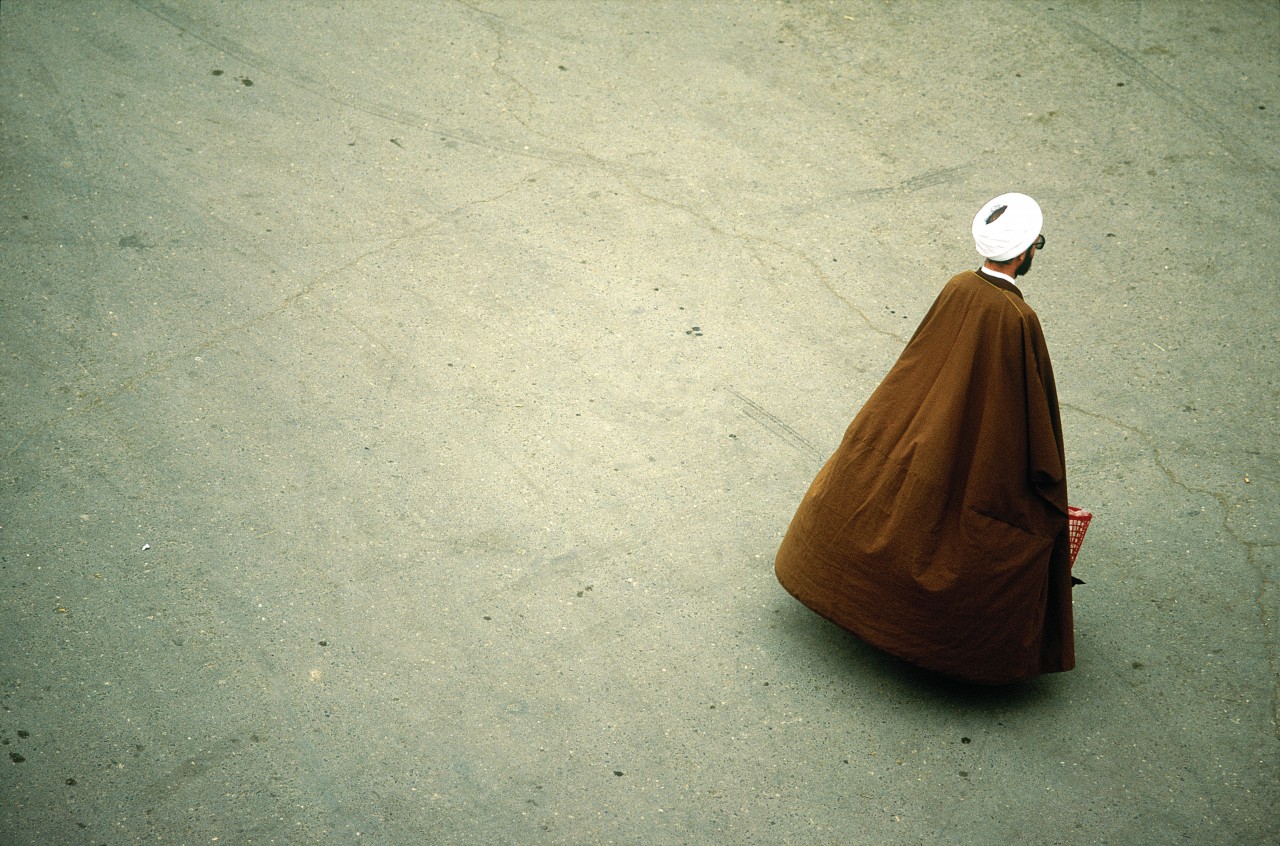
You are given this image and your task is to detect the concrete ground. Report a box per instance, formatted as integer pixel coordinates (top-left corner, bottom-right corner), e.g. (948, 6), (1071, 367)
(2, 1), (1276, 844)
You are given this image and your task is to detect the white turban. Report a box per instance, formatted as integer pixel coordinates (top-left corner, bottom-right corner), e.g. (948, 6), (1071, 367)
(972, 193), (1043, 262)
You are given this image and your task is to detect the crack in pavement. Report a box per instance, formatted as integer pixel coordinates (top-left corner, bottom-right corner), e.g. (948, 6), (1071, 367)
(128, 0), (658, 179)
(1054, 15), (1279, 198)
(133, 0), (908, 349)
(6, 174), (545, 459)
(449, 1), (911, 345)
(1062, 402), (1279, 736)
(610, 170), (910, 345)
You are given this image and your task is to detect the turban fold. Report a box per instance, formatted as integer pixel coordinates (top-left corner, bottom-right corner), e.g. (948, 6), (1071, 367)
(972, 193), (1043, 261)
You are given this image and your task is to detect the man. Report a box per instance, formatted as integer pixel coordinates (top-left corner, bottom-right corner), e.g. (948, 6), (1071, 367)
(774, 193), (1073, 684)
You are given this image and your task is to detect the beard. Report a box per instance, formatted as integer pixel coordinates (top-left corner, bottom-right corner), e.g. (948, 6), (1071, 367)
(1013, 250), (1035, 278)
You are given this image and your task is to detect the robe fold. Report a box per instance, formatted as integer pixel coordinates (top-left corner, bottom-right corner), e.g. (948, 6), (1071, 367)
(775, 270), (1074, 684)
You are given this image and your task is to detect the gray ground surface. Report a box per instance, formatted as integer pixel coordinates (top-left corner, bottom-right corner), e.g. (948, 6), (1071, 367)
(2, 2), (1277, 844)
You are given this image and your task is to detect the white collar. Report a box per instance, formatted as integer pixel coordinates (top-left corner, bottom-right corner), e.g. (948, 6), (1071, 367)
(980, 266), (1017, 284)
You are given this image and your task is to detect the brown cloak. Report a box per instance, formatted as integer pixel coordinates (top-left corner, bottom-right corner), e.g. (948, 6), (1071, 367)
(775, 270), (1074, 684)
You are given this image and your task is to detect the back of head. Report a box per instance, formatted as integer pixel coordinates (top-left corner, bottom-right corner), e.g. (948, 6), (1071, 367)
(972, 193), (1043, 261)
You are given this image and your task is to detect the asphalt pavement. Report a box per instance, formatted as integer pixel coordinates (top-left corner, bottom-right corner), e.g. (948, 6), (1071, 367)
(2, 2), (1277, 844)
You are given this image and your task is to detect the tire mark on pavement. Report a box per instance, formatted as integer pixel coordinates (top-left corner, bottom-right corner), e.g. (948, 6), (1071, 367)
(850, 164), (973, 199)
(726, 387), (824, 460)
